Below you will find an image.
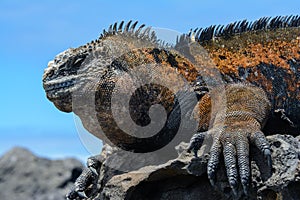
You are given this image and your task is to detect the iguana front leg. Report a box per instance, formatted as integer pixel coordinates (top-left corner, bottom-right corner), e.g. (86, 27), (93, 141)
(66, 155), (102, 200)
(188, 83), (272, 195)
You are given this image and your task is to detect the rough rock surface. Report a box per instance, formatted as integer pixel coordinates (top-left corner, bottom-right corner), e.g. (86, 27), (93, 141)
(0, 147), (84, 200)
(88, 134), (300, 200)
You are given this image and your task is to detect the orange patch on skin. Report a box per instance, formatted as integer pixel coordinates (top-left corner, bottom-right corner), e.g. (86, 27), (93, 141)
(174, 56), (198, 82)
(194, 93), (212, 130)
(208, 39), (300, 74)
(202, 28), (300, 75)
(248, 70), (274, 94)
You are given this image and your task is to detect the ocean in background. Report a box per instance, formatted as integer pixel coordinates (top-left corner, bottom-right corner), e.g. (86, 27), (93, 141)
(0, 127), (103, 163)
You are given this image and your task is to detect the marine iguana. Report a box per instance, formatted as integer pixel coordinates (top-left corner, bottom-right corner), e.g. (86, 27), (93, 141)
(42, 16), (300, 199)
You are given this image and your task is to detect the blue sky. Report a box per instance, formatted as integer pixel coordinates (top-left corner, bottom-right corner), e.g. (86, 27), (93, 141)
(0, 0), (299, 161)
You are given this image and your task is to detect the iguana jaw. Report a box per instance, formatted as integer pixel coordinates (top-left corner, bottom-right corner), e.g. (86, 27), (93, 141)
(43, 75), (76, 113)
(51, 95), (73, 113)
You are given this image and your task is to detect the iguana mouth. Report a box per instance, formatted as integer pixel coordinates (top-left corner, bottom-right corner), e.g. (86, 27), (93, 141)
(44, 79), (76, 92)
(44, 82), (74, 112)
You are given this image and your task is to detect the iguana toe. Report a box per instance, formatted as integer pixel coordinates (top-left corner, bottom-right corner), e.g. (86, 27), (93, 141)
(236, 139), (250, 195)
(250, 131), (272, 168)
(207, 137), (222, 186)
(187, 132), (207, 157)
(222, 140), (239, 195)
(87, 156), (101, 176)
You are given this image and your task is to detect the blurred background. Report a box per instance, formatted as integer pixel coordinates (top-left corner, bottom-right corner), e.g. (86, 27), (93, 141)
(0, 0), (299, 162)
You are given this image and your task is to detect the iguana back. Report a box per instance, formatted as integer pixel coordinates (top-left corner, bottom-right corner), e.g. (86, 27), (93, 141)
(190, 16), (300, 135)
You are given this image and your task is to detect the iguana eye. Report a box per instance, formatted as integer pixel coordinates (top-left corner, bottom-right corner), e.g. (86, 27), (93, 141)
(74, 58), (84, 65)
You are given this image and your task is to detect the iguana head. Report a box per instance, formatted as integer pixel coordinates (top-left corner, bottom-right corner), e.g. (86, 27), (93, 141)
(42, 46), (90, 112)
(42, 21), (158, 112)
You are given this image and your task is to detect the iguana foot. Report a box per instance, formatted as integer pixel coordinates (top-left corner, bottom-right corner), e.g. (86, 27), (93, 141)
(188, 124), (272, 196)
(187, 84), (273, 196)
(66, 156), (102, 200)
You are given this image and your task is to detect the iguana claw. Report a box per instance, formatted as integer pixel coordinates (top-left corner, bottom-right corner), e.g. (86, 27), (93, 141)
(66, 186), (81, 200)
(77, 191), (88, 199)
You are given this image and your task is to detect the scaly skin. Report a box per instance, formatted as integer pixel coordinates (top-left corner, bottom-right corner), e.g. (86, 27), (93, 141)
(43, 21), (200, 198)
(42, 16), (300, 198)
